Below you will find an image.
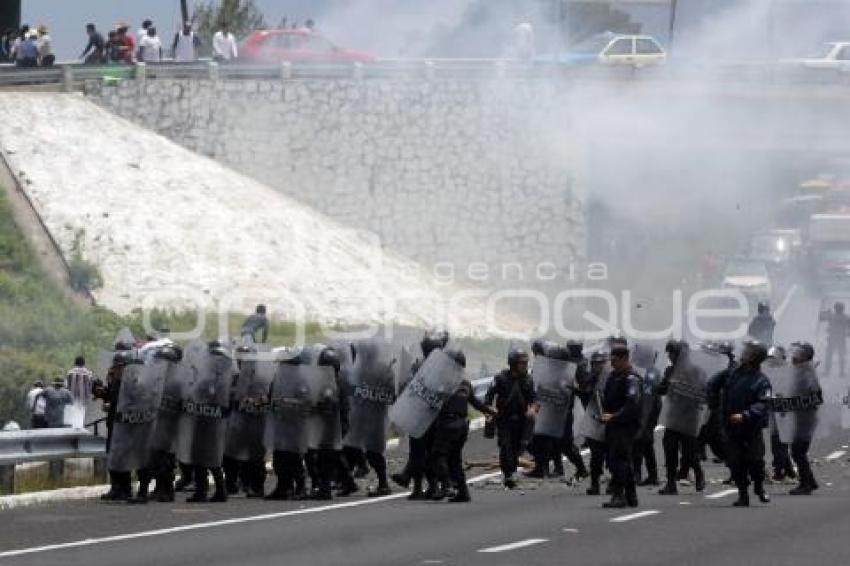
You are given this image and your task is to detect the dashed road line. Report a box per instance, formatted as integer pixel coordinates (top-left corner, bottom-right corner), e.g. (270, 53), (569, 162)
(478, 538), (549, 553)
(562, 528), (580, 533)
(705, 489), (738, 499)
(610, 510), (661, 523)
(775, 284), (799, 321)
(825, 450), (846, 462)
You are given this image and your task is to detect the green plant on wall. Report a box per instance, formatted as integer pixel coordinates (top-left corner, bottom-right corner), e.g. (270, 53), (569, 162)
(67, 230), (103, 293)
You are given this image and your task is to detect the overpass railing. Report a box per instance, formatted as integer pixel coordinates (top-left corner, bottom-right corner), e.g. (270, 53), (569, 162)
(0, 59), (848, 89)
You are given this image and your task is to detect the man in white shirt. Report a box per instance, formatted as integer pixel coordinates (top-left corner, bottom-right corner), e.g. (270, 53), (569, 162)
(172, 22), (200, 62)
(137, 19), (152, 45)
(212, 22), (238, 62)
(26, 380), (47, 429)
(138, 26), (162, 63)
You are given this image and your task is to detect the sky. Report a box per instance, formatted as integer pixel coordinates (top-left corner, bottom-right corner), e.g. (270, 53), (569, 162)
(22, 0), (326, 60)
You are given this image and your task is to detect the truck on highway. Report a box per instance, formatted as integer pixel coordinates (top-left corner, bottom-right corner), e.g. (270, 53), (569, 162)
(806, 214), (850, 293)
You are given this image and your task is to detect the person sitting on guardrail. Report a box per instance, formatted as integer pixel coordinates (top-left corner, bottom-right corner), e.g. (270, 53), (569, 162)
(14, 29), (39, 68)
(81, 23), (106, 64)
(36, 25), (54, 67)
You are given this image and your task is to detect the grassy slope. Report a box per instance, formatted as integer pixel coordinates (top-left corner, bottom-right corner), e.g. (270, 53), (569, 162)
(0, 189), (512, 426)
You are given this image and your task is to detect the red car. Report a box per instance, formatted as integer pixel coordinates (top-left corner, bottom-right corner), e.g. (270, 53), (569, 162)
(240, 29), (374, 63)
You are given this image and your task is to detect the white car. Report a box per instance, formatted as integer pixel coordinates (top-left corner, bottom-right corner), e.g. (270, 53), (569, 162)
(721, 258), (773, 302)
(539, 33), (667, 67)
(783, 42), (850, 71)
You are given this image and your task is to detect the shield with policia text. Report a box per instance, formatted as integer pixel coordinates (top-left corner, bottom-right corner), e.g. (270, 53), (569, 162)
(768, 361), (824, 443)
(107, 353), (167, 471)
(176, 341), (234, 468)
(390, 349), (465, 439)
(225, 351), (276, 462)
(344, 339), (397, 453)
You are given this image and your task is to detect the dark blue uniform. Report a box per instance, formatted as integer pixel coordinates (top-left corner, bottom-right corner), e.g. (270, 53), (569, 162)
(602, 368), (642, 506)
(707, 366), (771, 499)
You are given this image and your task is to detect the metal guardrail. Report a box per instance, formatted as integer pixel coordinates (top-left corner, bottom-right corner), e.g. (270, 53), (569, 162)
(0, 429), (106, 467)
(0, 429), (107, 494)
(0, 59), (848, 89)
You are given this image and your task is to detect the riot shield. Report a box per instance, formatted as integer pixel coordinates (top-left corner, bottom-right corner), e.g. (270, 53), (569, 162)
(267, 361), (314, 454)
(532, 356), (577, 438)
(151, 357), (189, 453)
(308, 364), (342, 451)
(389, 349), (465, 439)
(659, 353), (709, 437)
(576, 370), (608, 442)
(344, 339), (396, 453)
(769, 362), (823, 444)
(690, 347), (729, 381)
(107, 356), (167, 472)
(225, 357), (275, 462)
(176, 341), (233, 468)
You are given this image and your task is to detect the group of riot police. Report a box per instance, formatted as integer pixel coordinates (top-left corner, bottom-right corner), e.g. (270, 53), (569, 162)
(95, 320), (825, 510)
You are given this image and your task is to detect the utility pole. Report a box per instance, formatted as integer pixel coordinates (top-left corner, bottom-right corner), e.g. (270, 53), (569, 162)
(668, 0), (678, 51)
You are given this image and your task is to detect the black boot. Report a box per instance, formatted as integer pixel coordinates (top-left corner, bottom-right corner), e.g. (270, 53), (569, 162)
(695, 467), (706, 492)
(659, 481), (678, 495)
(367, 484), (392, 497)
(586, 479), (601, 496)
(449, 485), (471, 503)
(264, 486), (292, 500)
(789, 483), (813, 496)
(638, 474), (659, 487)
(407, 478), (427, 501)
(431, 482), (448, 501)
(335, 480), (358, 498)
(625, 486), (639, 508)
(603, 494), (628, 509)
(754, 484), (770, 504)
(391, 471), (411, 489)
(733, 488), (750, 507)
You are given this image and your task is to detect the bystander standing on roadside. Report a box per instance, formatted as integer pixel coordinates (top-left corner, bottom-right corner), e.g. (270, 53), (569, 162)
(81, 23), (106, 64)
(26, 380), (47, 429)
(212, 22), (238, 62)
(138, 26), (163, 63)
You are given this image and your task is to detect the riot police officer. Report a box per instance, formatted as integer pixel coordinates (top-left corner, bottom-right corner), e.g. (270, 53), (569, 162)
(708, 341), (772, 507)
(600, 345), (642, 508)
(485, 348), (535, 489)
(430, 349), (495, 502)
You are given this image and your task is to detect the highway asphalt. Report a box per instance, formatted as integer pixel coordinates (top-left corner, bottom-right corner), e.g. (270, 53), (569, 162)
(1, 424), (848, 566)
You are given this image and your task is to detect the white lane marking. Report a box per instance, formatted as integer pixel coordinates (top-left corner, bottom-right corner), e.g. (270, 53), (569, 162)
(0, 470), (503, 560)
(774, 284), (799, 321)
(705, 488), (738, 499)
(478, 538), (549, 553)
(609, 510), (661, 523)
(562, 528), (580, 533)
(678, 501), (692, 506)
(825, 450), (846, 461)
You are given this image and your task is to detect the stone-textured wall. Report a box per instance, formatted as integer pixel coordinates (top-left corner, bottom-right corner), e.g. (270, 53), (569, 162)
(86, 78), (586, 283)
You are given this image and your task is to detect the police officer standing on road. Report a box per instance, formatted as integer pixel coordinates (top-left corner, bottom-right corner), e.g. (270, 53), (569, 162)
(430, 349), (495, 502)
(786, 342), (822, 496)
(708, 341), (772, 507)
(600, 345), (642, 508)
(747, 302), (776, 345)
(560, 340), (590, 482)
(485, 348), (535, 489)
(657, 341), (706, 495)
(819, 302), (850, 377)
